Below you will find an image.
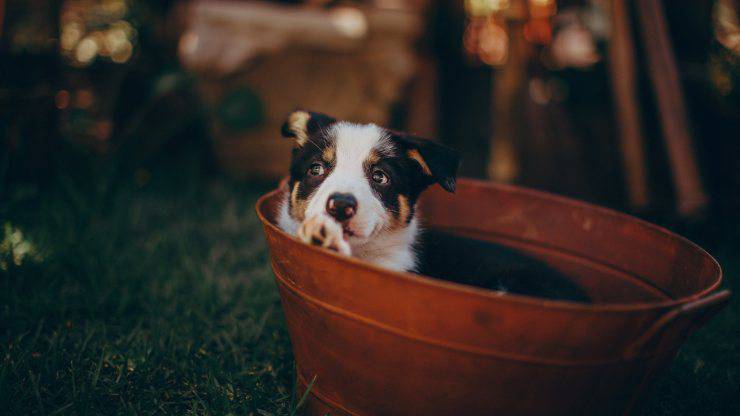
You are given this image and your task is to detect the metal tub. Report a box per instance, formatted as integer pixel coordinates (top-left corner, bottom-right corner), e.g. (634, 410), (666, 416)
(256, 179), (729, 415)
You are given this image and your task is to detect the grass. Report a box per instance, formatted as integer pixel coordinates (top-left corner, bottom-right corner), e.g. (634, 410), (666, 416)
(1, 152), (738, 415)
(1, 154), (295, 415)
(640, 240), (740, 416)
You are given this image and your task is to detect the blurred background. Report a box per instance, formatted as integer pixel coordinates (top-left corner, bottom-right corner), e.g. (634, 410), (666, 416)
(2, 0), (739, 219)
(1, 0), (739, 415)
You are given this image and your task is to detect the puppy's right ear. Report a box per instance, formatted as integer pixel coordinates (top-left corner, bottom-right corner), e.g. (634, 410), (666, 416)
(281, 110), (336, 147)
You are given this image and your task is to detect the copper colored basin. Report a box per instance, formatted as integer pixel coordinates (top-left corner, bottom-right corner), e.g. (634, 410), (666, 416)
(256, 178), (729, 416)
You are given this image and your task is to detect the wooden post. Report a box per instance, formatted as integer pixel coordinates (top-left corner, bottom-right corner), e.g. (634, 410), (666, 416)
(0, 0), (6, 46)
(635, 0), (708, 216)
(487, 22), (525, 183)
(608, 0), (650, 210)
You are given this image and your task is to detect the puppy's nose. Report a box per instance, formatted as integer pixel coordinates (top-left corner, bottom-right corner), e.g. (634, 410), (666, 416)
(326, 193), (357, 221)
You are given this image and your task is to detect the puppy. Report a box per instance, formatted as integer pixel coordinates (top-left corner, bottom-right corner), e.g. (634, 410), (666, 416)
(277, 110), (459, 272)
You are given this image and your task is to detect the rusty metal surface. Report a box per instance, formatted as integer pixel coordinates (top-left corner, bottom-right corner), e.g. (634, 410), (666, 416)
(256, 178), (729, 416)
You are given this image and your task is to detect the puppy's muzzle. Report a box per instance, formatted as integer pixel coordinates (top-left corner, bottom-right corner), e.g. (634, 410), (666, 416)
(326, 193), (357, 222)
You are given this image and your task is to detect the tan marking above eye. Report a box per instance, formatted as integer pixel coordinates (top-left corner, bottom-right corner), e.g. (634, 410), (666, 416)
(407, 149), (432, 176)
(366, 150), (381, 166)
(322, 146), (336, 164)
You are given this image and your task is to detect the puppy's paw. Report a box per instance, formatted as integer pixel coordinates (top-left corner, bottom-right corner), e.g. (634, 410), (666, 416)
(297, 215), (351, 256)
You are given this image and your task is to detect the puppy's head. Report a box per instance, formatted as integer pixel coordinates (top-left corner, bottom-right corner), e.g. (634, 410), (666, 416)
(282, 110), (459, 242)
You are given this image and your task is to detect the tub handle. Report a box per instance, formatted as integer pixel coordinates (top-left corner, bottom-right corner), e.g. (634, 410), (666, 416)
(623, 289), (731, 360)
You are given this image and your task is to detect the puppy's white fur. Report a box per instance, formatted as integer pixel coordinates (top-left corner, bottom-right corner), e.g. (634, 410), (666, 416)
(278, 122), (419, 272)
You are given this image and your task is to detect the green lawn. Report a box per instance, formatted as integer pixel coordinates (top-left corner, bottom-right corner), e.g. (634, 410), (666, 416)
(1, 155), (738, 415)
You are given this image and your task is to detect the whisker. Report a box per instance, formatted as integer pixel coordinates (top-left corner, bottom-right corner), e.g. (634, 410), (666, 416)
(303, 136), (322, 151)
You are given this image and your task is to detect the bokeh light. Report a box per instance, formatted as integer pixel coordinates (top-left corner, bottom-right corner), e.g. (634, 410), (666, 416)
(330, 7), (369, 40)
(60, 0), (136, 66)
(465, 0), (510, 18)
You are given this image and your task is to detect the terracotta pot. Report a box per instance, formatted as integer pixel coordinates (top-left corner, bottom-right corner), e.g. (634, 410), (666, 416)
(256, 178), (729, 416)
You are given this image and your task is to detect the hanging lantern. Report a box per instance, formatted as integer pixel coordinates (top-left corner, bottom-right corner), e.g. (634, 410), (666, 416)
(527, 0), (556, 19)
(524, 0), (556, 45)
(463, 0), (511, 67)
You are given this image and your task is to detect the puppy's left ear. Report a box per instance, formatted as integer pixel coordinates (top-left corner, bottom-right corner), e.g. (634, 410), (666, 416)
(396, 134), (460, 193)
(281, 110), (336, 147)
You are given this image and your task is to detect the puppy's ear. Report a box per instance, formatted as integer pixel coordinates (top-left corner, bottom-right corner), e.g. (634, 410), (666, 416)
(395, 134), (460, 193)
(281, 110), (336, 146)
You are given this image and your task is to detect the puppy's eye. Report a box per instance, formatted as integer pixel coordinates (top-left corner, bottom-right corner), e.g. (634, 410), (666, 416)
(371, 169), (389, 185)
(308, 162), (325, 176)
